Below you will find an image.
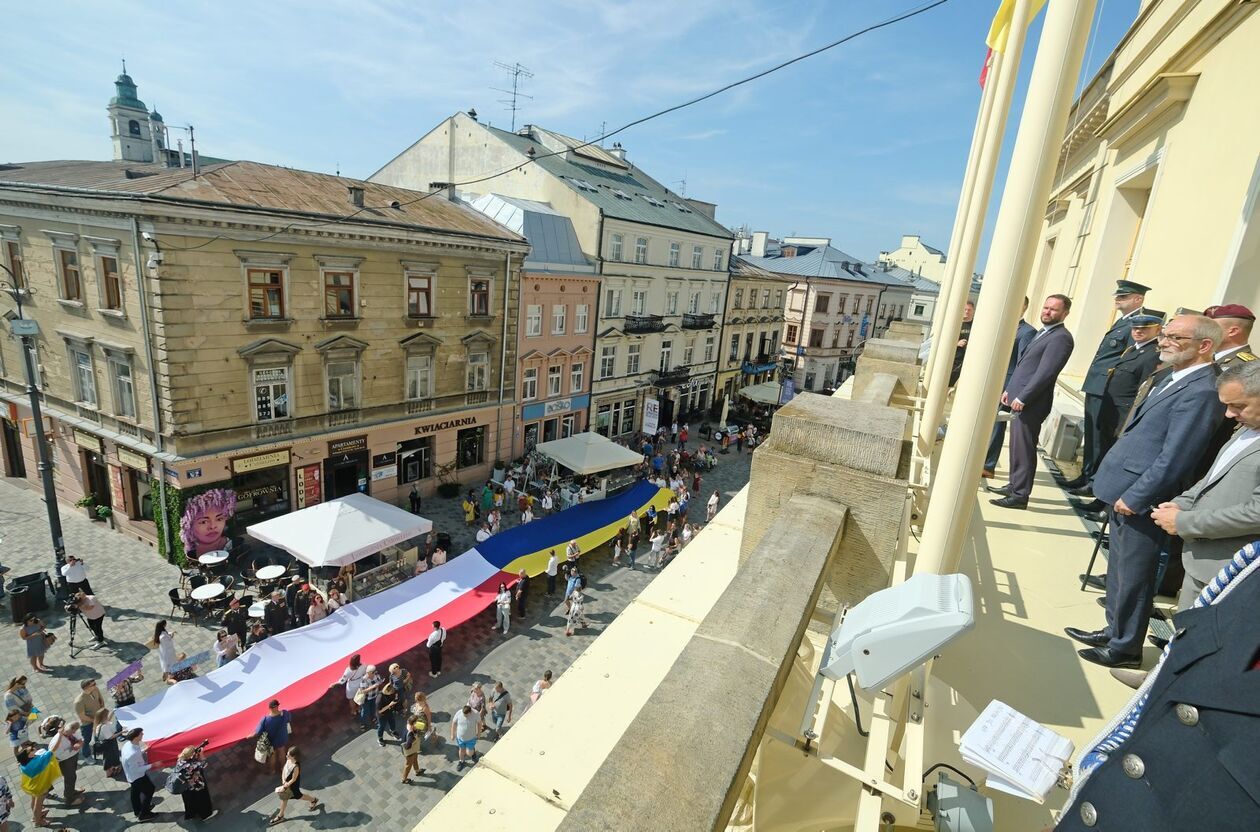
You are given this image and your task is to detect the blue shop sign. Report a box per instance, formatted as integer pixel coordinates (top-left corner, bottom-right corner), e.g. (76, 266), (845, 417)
(741, 361), (778, 374)
(522, 394), (590, 422)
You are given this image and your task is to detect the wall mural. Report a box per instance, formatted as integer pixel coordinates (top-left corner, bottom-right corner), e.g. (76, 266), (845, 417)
(179, 486), (238, 557)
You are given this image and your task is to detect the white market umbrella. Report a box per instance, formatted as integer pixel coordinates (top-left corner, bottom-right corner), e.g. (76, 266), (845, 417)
(246, 493), (432, 568)
(534, 431), (644, 476)
(738, 381), (783, 406)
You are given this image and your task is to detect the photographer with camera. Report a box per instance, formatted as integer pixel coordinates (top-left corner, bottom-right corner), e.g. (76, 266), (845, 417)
(171, 740), (214, 820)
(59, 555), (91, 596)
(69, 592), (107, 644)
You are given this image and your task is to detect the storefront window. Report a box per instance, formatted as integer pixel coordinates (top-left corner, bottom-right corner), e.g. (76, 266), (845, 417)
(596, 404), (612, 437)
(561, 414), (577, 438)
(543, 418), (559, 443)
(524, 423), (539, 450)
(399, 437), (433, 484)
(457, 425), (486, 469)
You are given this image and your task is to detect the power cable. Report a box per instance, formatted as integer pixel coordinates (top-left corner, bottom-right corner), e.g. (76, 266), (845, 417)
(158, 0), (951, 251)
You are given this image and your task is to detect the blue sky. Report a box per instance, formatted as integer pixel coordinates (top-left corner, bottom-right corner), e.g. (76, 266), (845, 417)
(1, 0), (1136, 267)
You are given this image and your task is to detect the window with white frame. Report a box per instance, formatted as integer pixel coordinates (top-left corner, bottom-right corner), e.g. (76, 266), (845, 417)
(58, 249), (83, 302)
(570, 361), (584, 393)
(548, 365), (562, 396)
(733, 288), (743, 308)
(600, 345), (617, 379)
(575, 303), (589, 333)
(669, 242), (680, 267)
(3, 238), (24, 290)
(713, 248), (723, 270)
(692, 245), (703, 269)
(469, 276), (491, 316)
(604, 288), (622, 317)
(405, 353), (433, 400)
(774, 289), (783, 308)
(522, 366), (538, 400)
(710, 292), (720, 314)
(729, 333), (739, 361)
(660, 339), (672, 372)
(466, 351), (489, 391)
(688, 292), (700, 314)
(406, 271), (433, 317)
(704, 335), (715, 362)
(761, 289), (771, 308)
(626, 343), (641, 374)
(107, 354), (136, 419)
(70, 347), (97, 406)
(683, 339), (694, 365)
(526, 304), (542, 336)
(251, 367), (290, 422)
(610, 233), (623, 262)
(323, 271), (356, 318)
(632, 290), (646, 315)
(667, 291), (679, 315)
(327, 360), (359, 410)
(552, 304), (566, 334)
(634, 237), (647, 264)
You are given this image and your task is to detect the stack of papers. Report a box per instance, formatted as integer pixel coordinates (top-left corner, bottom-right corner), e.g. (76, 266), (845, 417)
(960, 700), (1074, 802)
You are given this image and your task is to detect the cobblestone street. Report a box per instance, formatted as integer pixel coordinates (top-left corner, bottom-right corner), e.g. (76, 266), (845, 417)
(0, 442), (752, 830)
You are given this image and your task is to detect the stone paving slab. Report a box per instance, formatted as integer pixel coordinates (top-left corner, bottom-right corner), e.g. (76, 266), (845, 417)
(0, 443), (753, 830)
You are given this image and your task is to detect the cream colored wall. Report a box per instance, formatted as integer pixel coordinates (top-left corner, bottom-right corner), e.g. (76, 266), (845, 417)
(0, 208), (155, 430)
(152, 232), (516, 443)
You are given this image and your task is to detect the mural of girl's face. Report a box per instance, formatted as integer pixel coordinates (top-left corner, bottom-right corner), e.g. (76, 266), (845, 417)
(194, 509), (229, 547)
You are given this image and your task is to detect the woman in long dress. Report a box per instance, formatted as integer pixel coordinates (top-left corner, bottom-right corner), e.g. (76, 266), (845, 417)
(564, 588), (589, 636)
(17, 616), (49, 674)
(151, 622), (177, 680)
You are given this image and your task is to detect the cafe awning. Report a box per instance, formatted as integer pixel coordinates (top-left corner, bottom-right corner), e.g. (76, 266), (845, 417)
(534, 431), (644, 476)
(246, 493), (432, 568)
(738, 381), (783, 406)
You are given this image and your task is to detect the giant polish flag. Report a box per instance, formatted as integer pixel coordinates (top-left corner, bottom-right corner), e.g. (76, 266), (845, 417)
(118, 481), (671, 764)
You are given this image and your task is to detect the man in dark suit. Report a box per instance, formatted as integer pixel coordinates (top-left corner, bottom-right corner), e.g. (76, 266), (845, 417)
(982, 297), (1037, 478)
(1152, 361), (1260, 608)
(1066, 314), (1226, 668)
(1064, 279), (1150, 494)
(990, 294), (1076, 509)
(949, 300), (976, 386)
(1055, 541), (1260, 832)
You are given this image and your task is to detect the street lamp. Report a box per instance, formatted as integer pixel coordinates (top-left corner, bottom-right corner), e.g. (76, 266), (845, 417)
(1, 266), (67, 587)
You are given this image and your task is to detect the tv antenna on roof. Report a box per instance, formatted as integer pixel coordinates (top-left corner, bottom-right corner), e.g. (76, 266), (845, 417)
(674, 174), (688, 197)
(492, 61), (534, 131)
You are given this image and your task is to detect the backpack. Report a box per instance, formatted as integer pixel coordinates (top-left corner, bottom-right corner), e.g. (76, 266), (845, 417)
(577, 573), (588, 590)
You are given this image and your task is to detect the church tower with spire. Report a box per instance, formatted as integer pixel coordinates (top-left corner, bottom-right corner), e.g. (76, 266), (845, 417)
(108, 62), (170, 164)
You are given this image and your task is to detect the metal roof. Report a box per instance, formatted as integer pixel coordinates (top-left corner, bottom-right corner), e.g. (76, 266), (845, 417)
(738, 245), (909, 289)
(484, 125), (732, 240)
(469, 193), (594, 273)
(872, 263), (942, 294)
(0, 160), (523, 243)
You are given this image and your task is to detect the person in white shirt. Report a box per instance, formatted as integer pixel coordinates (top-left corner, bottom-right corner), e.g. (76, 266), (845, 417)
(503, 476), (516, 512)
(650, 531), (666, 568)
(426, 621), (446, 677)
(493, 583), (512, 635)
(545, 551), (559, 596)
(60, 555), (91, 595)
(475, 524), (491, 543)
(120, 727), (156, 820)
(520, 507), (533, 525)
(431, 547), (447, 567)
(541, 491), (553, 515)
(706, 490), (720, 521)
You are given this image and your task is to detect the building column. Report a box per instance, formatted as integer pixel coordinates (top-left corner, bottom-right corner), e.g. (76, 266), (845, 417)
(916, 0), (1099, 576)
(919, 0), (1037, 454)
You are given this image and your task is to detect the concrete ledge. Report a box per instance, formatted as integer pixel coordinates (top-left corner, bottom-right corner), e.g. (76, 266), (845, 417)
(559, 496), (845, 832)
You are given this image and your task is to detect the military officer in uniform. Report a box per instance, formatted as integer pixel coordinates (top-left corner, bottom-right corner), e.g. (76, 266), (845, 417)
(1204, 303), (1255, 370)
(1096, 310), (1165, 470)
(1064, 279), (1150, 495)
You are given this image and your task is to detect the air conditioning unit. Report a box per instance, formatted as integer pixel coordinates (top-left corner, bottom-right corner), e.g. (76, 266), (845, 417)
(1051, 415), (1082, 461)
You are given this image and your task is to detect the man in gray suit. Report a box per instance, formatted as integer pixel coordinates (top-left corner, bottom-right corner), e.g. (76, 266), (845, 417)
(990, 295), (1075, 509)
(1066, 314), (1226, 668)
(1064, 279), (1149, 494)
(1151, 361), (1260, 608)
(982, 297), (1038, 478)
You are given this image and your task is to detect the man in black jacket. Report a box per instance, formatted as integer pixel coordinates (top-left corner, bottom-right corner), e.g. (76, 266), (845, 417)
(1064, 279), (1149, 493)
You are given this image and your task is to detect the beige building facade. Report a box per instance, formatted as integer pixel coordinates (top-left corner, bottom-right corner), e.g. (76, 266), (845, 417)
(877, 233), (947, 281)
(714, 257), (788, 419)
(0, 160), (527, 557)
(1024, 0), (1260, 434)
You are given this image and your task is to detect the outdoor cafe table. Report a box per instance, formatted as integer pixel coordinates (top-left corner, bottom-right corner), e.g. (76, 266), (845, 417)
(247, 602), (266, 619)
(255, 564), (287, 581)
(190, 582), (225, 601)
(198, 551), (229, 569)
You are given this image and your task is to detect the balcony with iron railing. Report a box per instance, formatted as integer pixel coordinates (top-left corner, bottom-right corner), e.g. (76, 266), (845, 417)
(681, 312), (716, 330)
(648, 365), (691, 387)
(623, 313), (665, 334)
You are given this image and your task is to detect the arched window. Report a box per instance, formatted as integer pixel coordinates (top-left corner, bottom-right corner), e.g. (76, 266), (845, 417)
(128, 119), (141, 136)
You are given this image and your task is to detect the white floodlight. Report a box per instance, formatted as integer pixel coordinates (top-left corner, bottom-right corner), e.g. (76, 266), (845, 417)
(822, 573), (975, 691)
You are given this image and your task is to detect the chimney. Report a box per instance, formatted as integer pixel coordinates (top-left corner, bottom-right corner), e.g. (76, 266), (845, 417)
(468, 107), (478, 122)
(348, 186), (365, 208)
(608, 142), (627, 161)
(751, 231), (769, 258)
(428, 181), (456, 201)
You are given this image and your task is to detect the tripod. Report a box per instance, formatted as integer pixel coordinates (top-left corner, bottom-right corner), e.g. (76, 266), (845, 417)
(67, 607), (94, 658)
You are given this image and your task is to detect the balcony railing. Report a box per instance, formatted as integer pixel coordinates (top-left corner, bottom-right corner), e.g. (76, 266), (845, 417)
(624, 314), (665, 334)
(681, 312), (716, 330)
(650, 366), (691, 387)
(327, 408), (361, 427)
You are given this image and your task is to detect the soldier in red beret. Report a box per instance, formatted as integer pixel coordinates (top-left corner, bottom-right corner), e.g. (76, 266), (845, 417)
(1204, 303), (1255, 370)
